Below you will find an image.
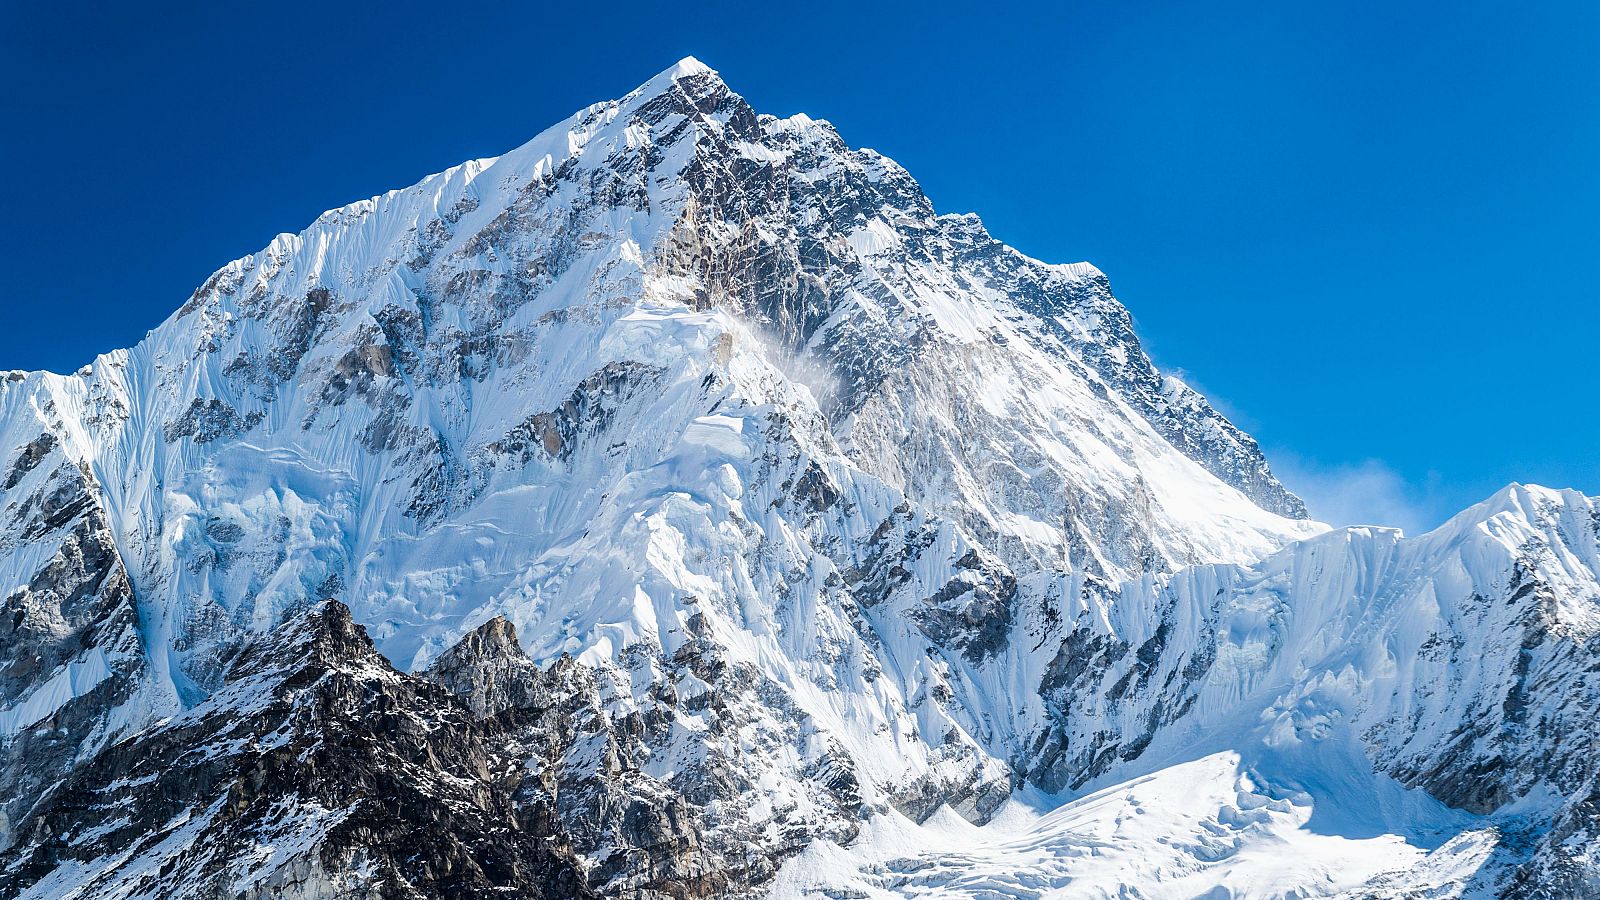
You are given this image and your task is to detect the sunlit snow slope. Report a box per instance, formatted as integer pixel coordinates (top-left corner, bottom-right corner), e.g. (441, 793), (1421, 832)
(776, 484), (1600, 897)
(0, 58), (1596, 899)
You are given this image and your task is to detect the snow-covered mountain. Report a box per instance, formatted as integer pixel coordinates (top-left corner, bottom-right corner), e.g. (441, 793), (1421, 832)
(778, 483), (1600, 898)
(0, 58), (1595, 899)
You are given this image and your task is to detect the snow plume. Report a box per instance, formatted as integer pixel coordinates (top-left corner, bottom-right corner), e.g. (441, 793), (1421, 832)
(1269, 453), (1445, 535)
(741, 318), (841, 411)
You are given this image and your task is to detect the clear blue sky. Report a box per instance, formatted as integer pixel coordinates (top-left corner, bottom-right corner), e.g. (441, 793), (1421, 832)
(2, 1), (1595, 531)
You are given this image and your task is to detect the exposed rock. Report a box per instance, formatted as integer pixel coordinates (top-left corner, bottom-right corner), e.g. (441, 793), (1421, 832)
(0, 603), (591, 900)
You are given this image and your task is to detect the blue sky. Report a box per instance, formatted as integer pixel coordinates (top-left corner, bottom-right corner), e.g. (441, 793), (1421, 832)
(1, 1), (1594, 531)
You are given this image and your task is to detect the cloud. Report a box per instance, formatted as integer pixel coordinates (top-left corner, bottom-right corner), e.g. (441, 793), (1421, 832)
(1268, 453), (1447, 536)
(1151, 362), (1459, 536)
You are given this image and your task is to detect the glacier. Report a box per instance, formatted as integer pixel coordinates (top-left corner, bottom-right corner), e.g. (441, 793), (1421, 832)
(0, 57), (1595, 899)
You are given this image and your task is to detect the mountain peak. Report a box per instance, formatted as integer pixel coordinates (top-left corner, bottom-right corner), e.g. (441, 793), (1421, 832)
(623, 54), (727, 107)
(665, 54), (714, 78)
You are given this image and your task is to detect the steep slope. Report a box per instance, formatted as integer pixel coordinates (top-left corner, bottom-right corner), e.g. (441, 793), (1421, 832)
(0, 56), (1321, 889)
(38, 56), (1314, 686)
(0, 399), (146, 849)
(1040, 485), (1600, 811)
(0, 602), (591, 899)
(773, 485), (1600, 897)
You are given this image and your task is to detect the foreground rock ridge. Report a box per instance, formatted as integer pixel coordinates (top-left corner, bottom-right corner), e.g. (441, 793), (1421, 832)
(0, 57), (1594, 898)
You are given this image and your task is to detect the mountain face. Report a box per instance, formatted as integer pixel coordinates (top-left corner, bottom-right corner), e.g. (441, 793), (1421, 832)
(0, 58), (1595, 899)
(1, 602), (591, 899)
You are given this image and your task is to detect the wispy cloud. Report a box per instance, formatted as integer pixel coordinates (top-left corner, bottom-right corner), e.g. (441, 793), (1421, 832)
(1268, 453), (1447, 536)
(1160, 365), (1462, 536)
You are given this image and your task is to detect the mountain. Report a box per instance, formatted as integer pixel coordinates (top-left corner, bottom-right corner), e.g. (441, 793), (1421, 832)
(0, 58), (1594, 899)
(1, 602), (590, 899)
(778, 483), (1600, 898)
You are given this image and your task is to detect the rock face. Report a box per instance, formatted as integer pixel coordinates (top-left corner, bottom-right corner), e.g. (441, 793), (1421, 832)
(0, 602), (591, 900)
(424, 616), (773, 897)
(0, 429), (144, 852)
(1022, 485), (1600, 895)
(0, 57), (1596, 898)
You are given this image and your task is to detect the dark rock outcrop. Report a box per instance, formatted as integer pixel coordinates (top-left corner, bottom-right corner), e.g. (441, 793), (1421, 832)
(0, 603), (591, 900)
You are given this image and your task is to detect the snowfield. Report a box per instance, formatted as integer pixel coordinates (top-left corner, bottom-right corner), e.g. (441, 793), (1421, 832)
(772, 752), (1472, 900)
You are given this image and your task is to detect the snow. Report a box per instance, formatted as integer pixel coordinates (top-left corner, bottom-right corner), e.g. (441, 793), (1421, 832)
(847, 219), (905, 257)
(18, 796), (351, 900)
(772, 752), (1460, 899)
(0, 647), (112, 737)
